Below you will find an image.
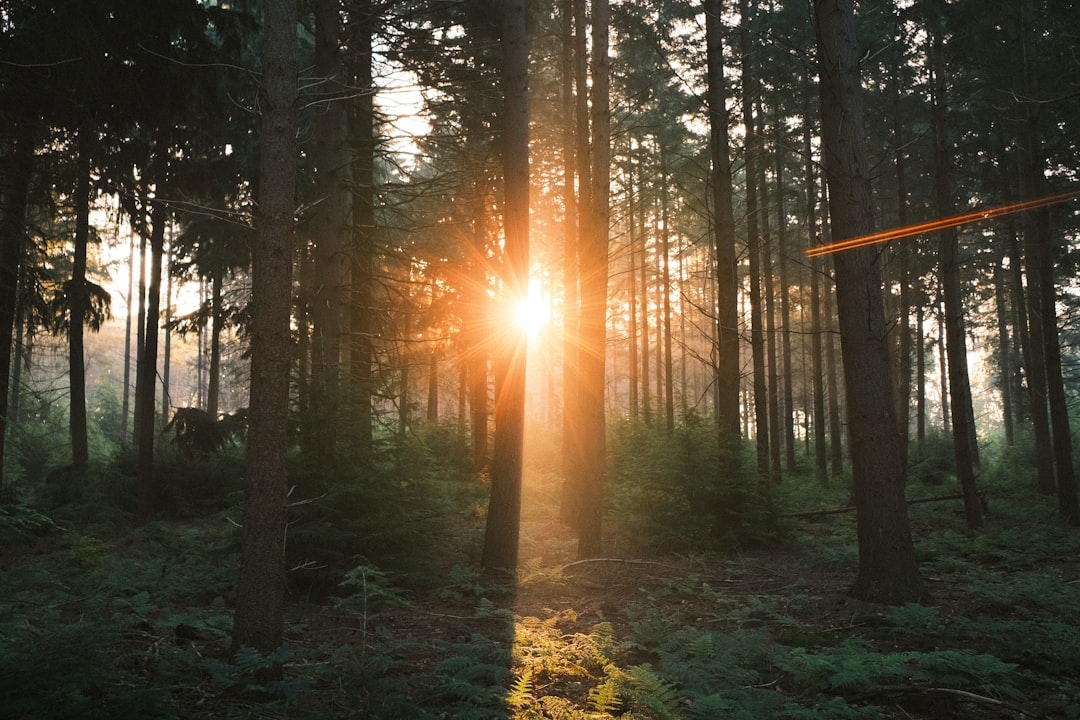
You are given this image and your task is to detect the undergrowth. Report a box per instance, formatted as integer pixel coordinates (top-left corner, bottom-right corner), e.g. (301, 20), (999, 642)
(3, 424), (1080, 718)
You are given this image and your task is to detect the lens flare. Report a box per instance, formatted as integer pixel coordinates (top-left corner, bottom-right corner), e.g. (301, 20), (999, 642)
(805, 190), (1080, 258)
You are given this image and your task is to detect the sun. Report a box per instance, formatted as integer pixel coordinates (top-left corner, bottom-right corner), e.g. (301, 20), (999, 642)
(514, 286), (549, 338)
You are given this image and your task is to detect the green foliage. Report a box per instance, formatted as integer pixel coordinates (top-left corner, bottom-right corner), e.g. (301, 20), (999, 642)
(780, 642), (1022, 699)
(907, 428), (955, 486)
(285, 429), (487, 595)
(210, 643), (313, 701)
(0, 502), (62, 543)
(608, 416), (782, 552)
(436, 635), (512, 712)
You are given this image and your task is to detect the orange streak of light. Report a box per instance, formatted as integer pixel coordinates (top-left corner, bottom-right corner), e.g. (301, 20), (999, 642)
(805, 190), (1080, 258)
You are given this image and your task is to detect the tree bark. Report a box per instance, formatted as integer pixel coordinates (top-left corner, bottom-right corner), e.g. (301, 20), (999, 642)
(739, 0), (769, 483)
(813, 0), (928, 604)
(576, 0), (610, 559)
(776, 149), (796, 472)
(232, 0), (298, 656)
(660, 157), (674, 435)
(136, 193), (166, 522)
(1016, 0), (1079, 524)
(993, 262), (1014, 444)
(930, 1), (981, 528)
(481, 0), (529, 572)
(0, 123), (33, 490)
(309, 0), (349, 471)
(69, 128), (91, 476)
(806, 107), (827, 485)
(349, 0), (376, 468)
(704, 0), (739, 445)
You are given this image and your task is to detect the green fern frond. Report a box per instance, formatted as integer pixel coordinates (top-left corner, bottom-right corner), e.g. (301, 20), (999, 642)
(625, 664), (681, 719)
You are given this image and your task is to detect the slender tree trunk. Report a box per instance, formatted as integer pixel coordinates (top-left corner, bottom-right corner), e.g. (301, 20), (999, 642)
(1017, 0), (1079, 523)
(916, 300), (926, 457)
(482, 0), (529, 572)
(660, 158), (674, 435)
(813, 0), (927, 604)
(0, 123), (33, 489)
(427, 342), (439, 424)
(309, 0), (349, 471)
(232, 0), (298, 656)
(349, 0), (375, 467)
(930, 3), (981, 528)
(136, 195), (166, 522)
(121, 229), (134, 444)
(740, 0), (768, 482)
(704, 0), (739, 446)
(936, 303), (949, 433)
(627, 153), (639, 420)
(161, 242), (174, 431)
(69, 128), (91, 476)
(890, 60), (912, 474)
(824, 264), (844, 476)
(398, 312), (410, 437)
(805, 85), (827, 485)
(993, 262), (1014, 444)
(760, 141), (781, 484)
(776, 150), (796, 471)
(576, 0), (610, 559)
(207, 272), (223, 418)
(558, 0), (581, 518)
(639, 194), (651, 427)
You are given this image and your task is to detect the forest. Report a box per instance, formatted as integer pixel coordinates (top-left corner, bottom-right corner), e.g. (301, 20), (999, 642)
(2, 0), (1080, 717)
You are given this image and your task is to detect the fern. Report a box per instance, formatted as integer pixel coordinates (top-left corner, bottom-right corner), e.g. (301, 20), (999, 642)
(588, 677), (622, 714)
(622, 664), (681, 719)
(506, 669), (535, 709)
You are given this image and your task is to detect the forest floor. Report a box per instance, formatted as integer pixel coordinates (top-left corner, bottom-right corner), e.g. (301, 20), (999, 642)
(292, 457), (1080, 720)
(3, 442), (1080, 719)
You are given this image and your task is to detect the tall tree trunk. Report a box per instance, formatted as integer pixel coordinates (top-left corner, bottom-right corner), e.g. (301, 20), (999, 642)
(482, 0), (529, 572)
(575, 0), (610, 559)
(930, 2), (981, 528)
(890, 59), (912, 474)
(660, 158), (674, 435)
(232, 0), (298, 657)
(776, 150), (796, 472)
(936, 303), (949, 433)
(805, 83), (827, 485)
(824, 258), (844, 476)
(309, 0), (349, 471)
(0, 123), (33, 490)
(121, 229), (135, 444)
(207, 272), (223, 418)
(558, 0), (581, 517)
(136, 193), (166, 522)
(161, 243), (173, 430)
(915, 300), (926, 458)
(740, 0), (769, 482)
(427, 340), (439, 424)
(627, 151), (639, 421)
(813, 0), (927, 604)
(349, 0), (375, 467)
(993, 262), (1014, 444)
(134, 225), (148, 447)
(69, 128), (91, 476)
(397, 312), (410, 437)
(639, 190), (651, 427)
(1017, 0), (1079, 523)
(759, 130), (781, 484)
(704, 0), (739, 446)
